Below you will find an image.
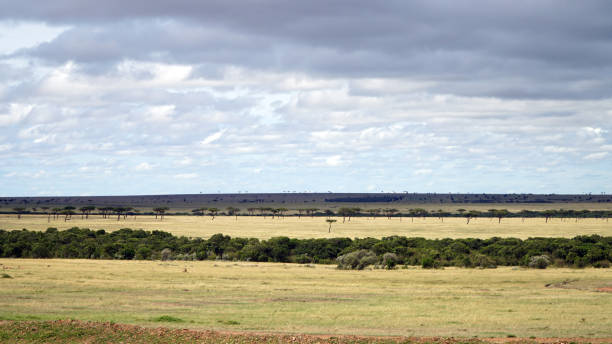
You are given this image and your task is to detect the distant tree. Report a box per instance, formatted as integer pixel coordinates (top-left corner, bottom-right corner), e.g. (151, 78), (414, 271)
(85, 206), (96, 219)
(123, 207), (133, 220)
(488, 209), (510, 223)
(113, 207), (125, 221)
(63, 206), (76, 221)
(296, 208), (305, 219)
(62, 208), (75, 221)
(52, 207), (62, 220)
(207, 207), (219, 220)
(466, 210), (480, 224)
(276, 207), (288, 218)
(41, 206), (50, 222)
(79, 207), (88, 219)
(153, 207), (169, 220)
(383, 208), (398, 219)
(191, 208), (204, 216)
(326, 219), (337, 233)
(367, 209), (378, 220)
(307, 208), (319, 218)
(226, 207), (240, 220)
(542, 210), (556, 223)
(12, 207), (25, 219)
(247, 207), (256, 216)
(337, 207), (354, 223)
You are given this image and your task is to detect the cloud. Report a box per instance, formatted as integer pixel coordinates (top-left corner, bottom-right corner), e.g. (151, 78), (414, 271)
(174, 173), (198, 179)
(584, 152), (608, 160)
(0, 2), (611, 195)
(134, 162), (152, 171)
(200, 129), (226, 145)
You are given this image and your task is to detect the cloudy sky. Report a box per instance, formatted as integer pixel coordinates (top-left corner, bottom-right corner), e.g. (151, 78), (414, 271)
(1, 1), (611, 196)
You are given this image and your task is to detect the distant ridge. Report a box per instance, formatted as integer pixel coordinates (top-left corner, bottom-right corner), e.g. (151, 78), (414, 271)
(1, 193), (611, 209)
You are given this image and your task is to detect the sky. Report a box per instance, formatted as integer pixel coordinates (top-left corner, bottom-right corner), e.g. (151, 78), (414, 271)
(0, 1), (611, 196)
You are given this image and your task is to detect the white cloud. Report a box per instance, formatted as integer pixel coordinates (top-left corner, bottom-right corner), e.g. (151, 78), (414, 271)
(0, 103), (33, 126)
(135, 162), (153, 171)
(324, 155), (345, 167)
(584, 152), (608, 160)
(147, 105), (175, 122)
(201, 129), (226, 145)
(413, 169), (433, 176)
(174, 173), (198, 179)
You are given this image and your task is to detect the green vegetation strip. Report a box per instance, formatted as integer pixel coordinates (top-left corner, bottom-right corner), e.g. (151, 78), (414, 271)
(1, 227), (611, 268)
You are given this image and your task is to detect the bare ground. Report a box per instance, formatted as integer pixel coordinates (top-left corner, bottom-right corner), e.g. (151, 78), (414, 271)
(2, 320), (612, 344)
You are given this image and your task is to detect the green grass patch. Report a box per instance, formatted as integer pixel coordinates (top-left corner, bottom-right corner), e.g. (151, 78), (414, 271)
(152, 315), (184, 323)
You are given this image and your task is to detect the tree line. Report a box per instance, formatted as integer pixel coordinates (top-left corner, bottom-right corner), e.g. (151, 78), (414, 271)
(4, 206), (612, 222)
(1, 227), (610, 269)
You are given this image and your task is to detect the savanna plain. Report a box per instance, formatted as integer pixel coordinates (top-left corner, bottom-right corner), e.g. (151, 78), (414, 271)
(1, 208), (612, 342)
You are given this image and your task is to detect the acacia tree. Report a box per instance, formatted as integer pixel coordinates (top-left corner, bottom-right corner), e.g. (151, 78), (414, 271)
(208, 207), (219, 220)
(226, 206), (240, 220)
(543, 210), (556, 223)
(153, 207), (169, 220)
(114, 207), (125, 221)
(13, 207), (25, 219)
(52, 207), (62, 220)
(306, 208), (319, 218)
(276, 207), (288, 218)
(85, 206), (96, 219)
(79, 207), (89, 219)
(62, 208), (75, 221)
(383, 208), (398, 219)
(296, 208), (305, 219)
(41, 206), (50, 222)
(63, 206), (76, 221)
(367, 209), (378, 220)
(337, 207), (352, 223)
(493, 209), (510, 223)
(465, 210), (481, 224)
(326, 219), (337, 233)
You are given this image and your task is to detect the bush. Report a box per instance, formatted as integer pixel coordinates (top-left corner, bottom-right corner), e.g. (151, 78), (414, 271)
(470, 253), (497, 269)
(337, 250), (377, 270)
(382, 252), (398, 269)
(421, 256), (439, 269)
(160, 248), (172, 261)
(593, 260), (611, 268)
(528, 255), (551, 269)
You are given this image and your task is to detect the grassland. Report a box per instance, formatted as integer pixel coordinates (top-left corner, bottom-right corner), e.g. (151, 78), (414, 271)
(1, 259), (612, 338)
(1, 214), (611, 239)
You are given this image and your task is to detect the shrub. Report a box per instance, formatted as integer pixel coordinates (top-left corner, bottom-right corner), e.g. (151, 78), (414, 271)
(1, 273), (12, 279)
(382, 252), (399, 269)
(337, 250), (377, 270)
(160, 248), (172, 261)
(470, 253), (497, 269)
(421, 256), (439, 269)
(593, 260), (611, 268)
(153, 315), (184, 323)
(528, 255), (551, 269)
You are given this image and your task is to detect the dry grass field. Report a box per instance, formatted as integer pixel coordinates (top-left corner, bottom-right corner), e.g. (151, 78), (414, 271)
(1, 259), (612, 338)
(1, 214), (611, 239)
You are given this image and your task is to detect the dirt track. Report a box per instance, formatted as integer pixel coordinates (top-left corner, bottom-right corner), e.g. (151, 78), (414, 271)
(2, 320), (612, 344)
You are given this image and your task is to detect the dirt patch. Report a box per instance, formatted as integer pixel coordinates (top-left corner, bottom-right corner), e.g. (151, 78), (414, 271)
(596, 287), (612, 293)
(2, 320), (612, 344)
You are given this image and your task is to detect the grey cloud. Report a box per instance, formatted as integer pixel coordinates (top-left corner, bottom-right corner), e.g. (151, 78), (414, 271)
(5, 1), (612, 100)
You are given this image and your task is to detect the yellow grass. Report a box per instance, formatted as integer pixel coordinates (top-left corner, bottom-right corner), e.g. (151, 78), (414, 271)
(1, 259), (611, 337)
(1, 214), (611, 239)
